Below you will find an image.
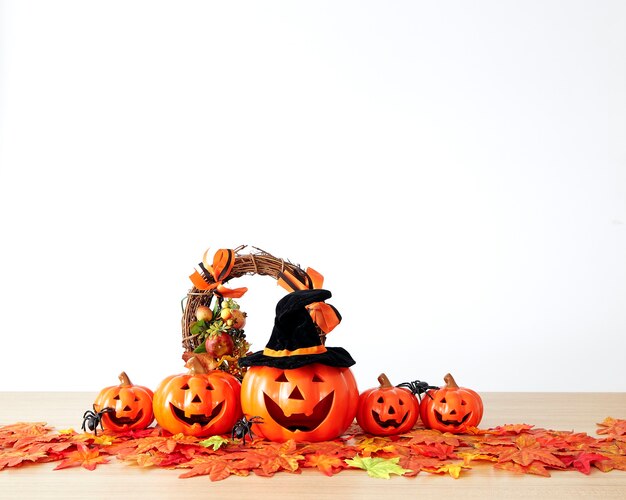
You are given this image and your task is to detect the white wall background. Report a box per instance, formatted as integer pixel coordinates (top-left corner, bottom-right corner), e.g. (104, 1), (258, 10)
(0, 1), (624, 392)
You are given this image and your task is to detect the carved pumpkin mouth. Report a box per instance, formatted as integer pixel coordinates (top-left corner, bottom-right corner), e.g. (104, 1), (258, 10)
(108, 409), (144, 427)
(371, 410), (410, 429)
(263, 391), (334, 432)
(170, 401), (224, 427)
(435, 410), (472, 427)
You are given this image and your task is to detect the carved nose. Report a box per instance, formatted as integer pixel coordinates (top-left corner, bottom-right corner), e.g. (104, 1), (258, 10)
(192, 395), (202, 403)
(388, 406), (396, 415)
(123, 405), (131, 411)
(450, 409), (457, 415)
(288, 386), (304, 400)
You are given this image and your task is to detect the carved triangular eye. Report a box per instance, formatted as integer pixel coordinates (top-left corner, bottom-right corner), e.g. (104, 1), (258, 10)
(113, 395), (120, 400)
(399, 399), (405, 406)
(134, 396), (140, 402)
(312, 374), (324, 382)
(206, 383), (214, 390)
(440, 398), (447, 404)
(181, 383), (190, 390)
(461, 400), (467, 405)
(377, 396), (384, 403)
(275, 372), (289, 382)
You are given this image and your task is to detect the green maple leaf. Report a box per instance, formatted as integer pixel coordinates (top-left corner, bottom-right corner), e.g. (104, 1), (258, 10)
(198, 435), (229, 451)
(344, 455), (412, 479)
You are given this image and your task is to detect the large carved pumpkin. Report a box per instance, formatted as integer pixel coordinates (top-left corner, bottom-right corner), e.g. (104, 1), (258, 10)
(356, 373), (419, 435)
(153, 357), (242, 437)
(240, 363), (358, 442)
(94, 372), (154, 432)
(420, 373), (483, 433)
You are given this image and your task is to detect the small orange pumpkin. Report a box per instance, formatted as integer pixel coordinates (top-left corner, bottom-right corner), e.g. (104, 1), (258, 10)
(356, 373), (420, 435)
(94, 371), (154, 432)
(153, 357), (242, 437)
(240, 363), (358, 442)
(420, 373), (483, 433)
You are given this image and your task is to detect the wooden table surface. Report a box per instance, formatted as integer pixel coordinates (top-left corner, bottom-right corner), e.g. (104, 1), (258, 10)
(1, 392), (625, 499)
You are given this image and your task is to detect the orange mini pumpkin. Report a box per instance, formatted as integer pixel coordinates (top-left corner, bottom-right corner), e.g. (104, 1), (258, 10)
(94, 371), (154, 432)
(420, 373), (483, 433)
(240, 363), (358, 442)
(153, 357), (242, 437)
(356, 373), (420, 436)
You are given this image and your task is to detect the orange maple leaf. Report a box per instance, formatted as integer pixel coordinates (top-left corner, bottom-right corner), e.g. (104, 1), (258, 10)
(304, 453), (346, 476)
(495, 460), (551, 477)
(54, 444), (109, 471)
(356, 436), (397, 456)
(597, 417), (626, 438)
(0, 448), (49, 470)
(404, 429), (460, 447)
(398, 455), (447, 477)
(498, 435), (565, 469)
(179, 456), (233, 481)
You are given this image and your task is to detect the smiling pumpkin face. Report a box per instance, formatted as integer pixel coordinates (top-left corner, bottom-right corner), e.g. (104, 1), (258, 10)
(420, 373), (483, 434)
(153, 359), (242, 437)
(240, 363), (358, 442)
(356, 373), (419, 436)
(95, 372), (154, 432)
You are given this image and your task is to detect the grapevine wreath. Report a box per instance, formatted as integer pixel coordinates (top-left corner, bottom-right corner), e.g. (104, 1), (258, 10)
(180, 245), (343, 379)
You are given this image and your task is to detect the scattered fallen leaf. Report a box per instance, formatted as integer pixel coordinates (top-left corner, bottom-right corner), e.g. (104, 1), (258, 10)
(345, 455), (411, 479)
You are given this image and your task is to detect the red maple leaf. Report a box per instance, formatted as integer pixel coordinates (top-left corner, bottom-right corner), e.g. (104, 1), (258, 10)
(404, 429), (461, 447)
(411, 443), (457, 460)
(54, 444), (109, 471)
(559, 452), (610, 474)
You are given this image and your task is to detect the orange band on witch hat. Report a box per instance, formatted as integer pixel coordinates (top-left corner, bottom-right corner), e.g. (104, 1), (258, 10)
(262, 345), (328, 357)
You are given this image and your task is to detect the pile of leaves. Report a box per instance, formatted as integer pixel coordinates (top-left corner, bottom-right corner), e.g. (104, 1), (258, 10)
(1, 418), (625, 480)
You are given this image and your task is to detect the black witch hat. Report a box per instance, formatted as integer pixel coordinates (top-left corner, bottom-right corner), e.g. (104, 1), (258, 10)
(239, 289), (355, 369)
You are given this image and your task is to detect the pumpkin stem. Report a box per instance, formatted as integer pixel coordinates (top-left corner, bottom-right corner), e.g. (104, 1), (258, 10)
(118, 372), (131, 386)
(186, 356), (207, 375)
(444, 373), (459, 389)
(378, 373), (393, 388)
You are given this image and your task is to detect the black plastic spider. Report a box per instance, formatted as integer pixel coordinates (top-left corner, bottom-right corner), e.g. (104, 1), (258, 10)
(231, 415), (263, 445)
(81, 404), (114, 436)
(397, 380), (440, 402)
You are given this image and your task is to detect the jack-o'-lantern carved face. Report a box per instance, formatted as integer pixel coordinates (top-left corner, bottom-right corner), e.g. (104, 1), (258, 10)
(420, 373), (483, 434)
(240, 363), (358, 442)
(356, 373), (419, 435)
(94, 372), (154, 432)
(153, 358), (242, 437)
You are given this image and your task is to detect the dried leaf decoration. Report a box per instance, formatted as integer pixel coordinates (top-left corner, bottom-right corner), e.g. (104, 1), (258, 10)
(2, 417), (626, 480)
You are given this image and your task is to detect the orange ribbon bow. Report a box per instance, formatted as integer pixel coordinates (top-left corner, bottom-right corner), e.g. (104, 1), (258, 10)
(189, 248), (248, 298)
(277, 266), (341, 334)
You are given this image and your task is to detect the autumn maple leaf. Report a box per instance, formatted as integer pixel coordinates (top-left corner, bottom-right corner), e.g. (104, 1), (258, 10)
(54, 444), (109, 471)
(0, 448), (49, 470)
(495, 460), (551, 477)
(559, 452), (609, 474)
(398, 455), (447, 477)
(304, 452), (346, 476)
(597, 417), (626, 438)
(179, 456), (234, 481)
(404, 429), (460, 447)
(356, 436), (397, 456)
(345, 455), (411, 479)
(497, 435), (565, 469)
